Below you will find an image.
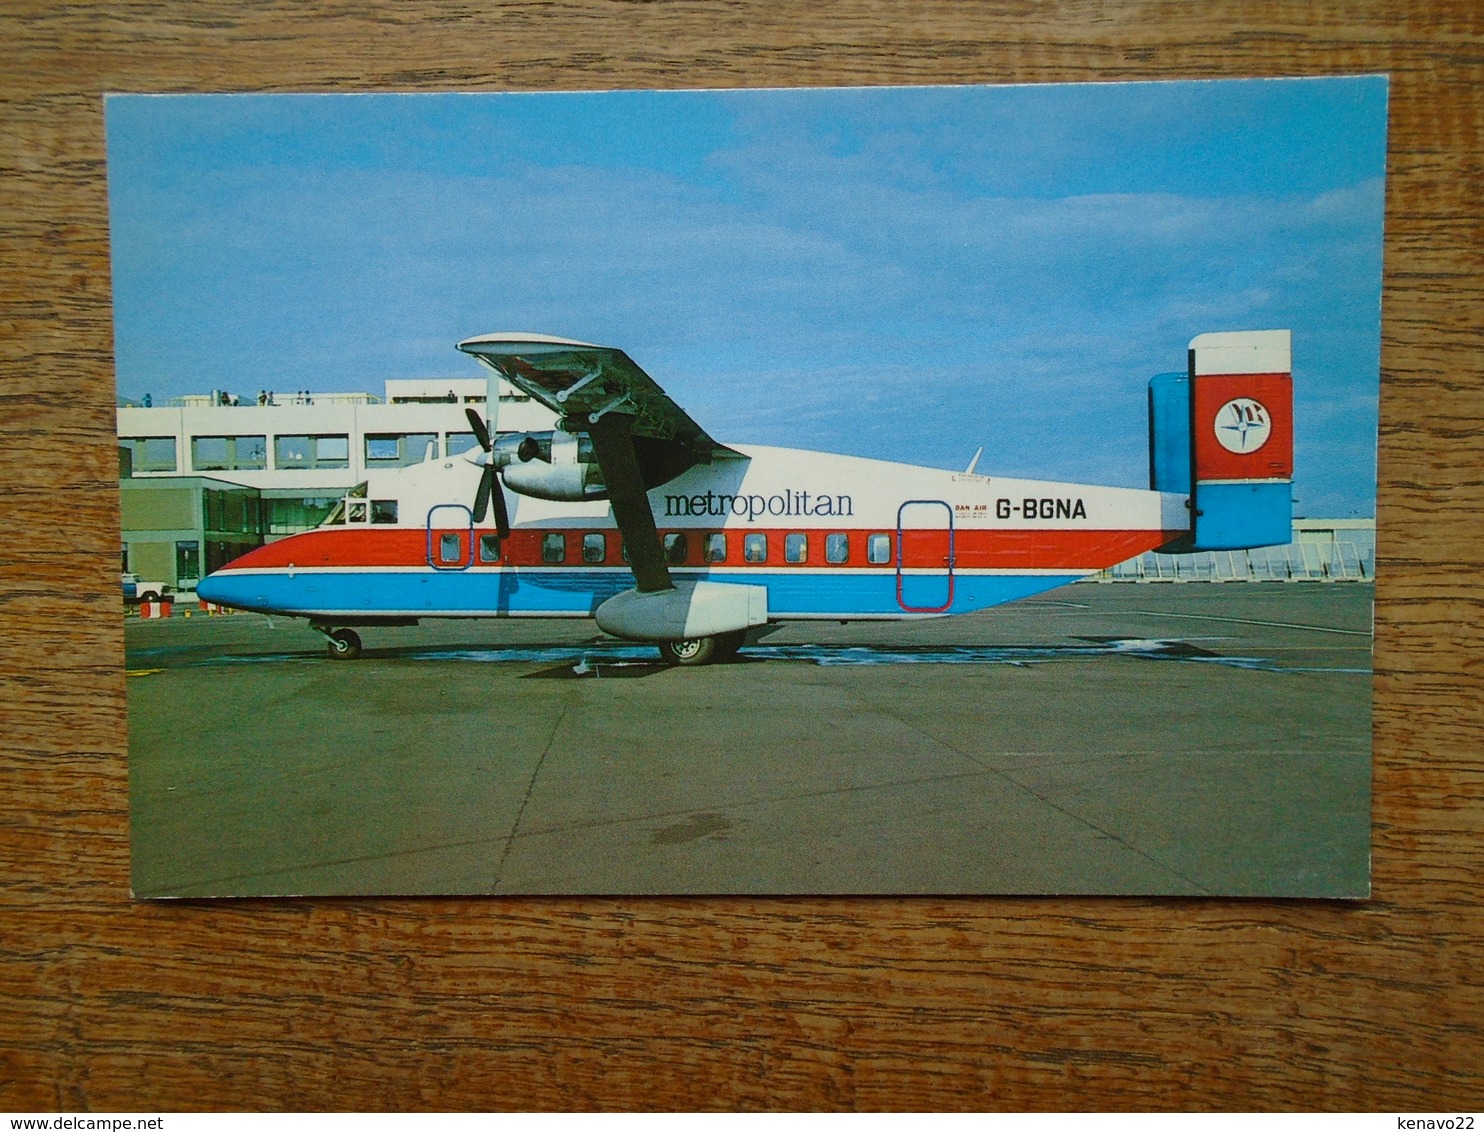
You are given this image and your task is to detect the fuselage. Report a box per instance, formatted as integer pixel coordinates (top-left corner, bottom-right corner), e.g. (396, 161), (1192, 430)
(197, 442), (1188, 624)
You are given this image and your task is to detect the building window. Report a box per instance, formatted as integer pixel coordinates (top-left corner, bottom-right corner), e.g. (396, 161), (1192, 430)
(867, 533), (892, 565)
(370, 500), (398, 524)
(205, 489), (258, 535)
(191, 435), (266, 472)
(365, 433), (437, 467)
(445, 432), (481, 457)
(582, 532), (606, 564)
(439, 533), (462, 563)
(542, 533), (566, 563)
(744, 533), (767, 563)
(825, 533), (849, 564)
(274, 434), (349, 470)
(663, 532), (688, 564)
(271, 496), (340, 535)
(121, 436), (178, 473)
(785, 533), (808, 564)
(479, 534), (501, 563)
(703, 532), (727, 564)
(175, 540), (200, 585)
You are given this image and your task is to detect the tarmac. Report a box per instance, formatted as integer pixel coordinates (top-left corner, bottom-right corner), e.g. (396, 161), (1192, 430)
(124, 581), (1373, 899)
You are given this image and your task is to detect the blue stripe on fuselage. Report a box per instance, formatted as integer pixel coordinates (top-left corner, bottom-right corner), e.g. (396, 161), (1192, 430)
(196, 568), (1083, 619)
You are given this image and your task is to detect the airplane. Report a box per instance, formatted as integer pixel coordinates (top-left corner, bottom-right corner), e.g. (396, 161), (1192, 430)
(194, 329), (1294, 665)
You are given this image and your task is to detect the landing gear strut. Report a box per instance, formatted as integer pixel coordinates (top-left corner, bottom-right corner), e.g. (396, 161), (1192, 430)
(311, 624), (362, 660)
(658, 629), (746, 667)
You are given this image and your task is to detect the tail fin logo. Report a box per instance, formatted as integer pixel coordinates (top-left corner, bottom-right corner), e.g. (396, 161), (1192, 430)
(1214, 397), (1272, 454)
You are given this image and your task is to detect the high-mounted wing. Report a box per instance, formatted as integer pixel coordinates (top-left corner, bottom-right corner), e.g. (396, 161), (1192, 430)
(456, 333), (735, 460)
(456, 333), (737, 595)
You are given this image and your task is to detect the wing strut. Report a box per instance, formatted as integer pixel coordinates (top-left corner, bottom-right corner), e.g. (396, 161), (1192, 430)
(583, 412), (673, 594)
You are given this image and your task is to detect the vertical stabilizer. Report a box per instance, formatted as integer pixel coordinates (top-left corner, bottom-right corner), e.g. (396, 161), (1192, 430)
(1187, 329), (1293, 550)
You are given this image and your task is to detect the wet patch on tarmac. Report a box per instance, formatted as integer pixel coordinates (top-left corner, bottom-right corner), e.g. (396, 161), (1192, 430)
(650, 812), (733, 845)
(130, 637), (1369, 675)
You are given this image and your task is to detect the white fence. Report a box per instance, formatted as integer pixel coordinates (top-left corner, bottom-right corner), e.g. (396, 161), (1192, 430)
(1096, 539), (1373, 583)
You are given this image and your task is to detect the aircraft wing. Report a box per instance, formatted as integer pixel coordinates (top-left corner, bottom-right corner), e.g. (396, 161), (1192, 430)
(456, 333), (734, 459)
(459, 332), (741, 595)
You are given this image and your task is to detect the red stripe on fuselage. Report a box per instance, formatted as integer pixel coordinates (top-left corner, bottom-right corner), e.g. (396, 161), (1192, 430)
(219, 525), (1180, 573)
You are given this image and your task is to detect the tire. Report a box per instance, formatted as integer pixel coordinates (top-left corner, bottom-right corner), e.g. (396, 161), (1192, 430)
(327, 628), (362, 660)
(658, 630), (747, 666)
(139, 591), (160, 604)
(659, 636), (717, 666)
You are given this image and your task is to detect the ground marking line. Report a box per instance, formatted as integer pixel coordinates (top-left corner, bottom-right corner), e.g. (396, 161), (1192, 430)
(1128, 609), (1371, 636)
(493, 704), (569, 890)
(847, 695), (1213, 895)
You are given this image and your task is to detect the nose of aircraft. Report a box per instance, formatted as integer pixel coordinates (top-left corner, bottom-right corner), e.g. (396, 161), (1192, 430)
(195, 571), (249, 610)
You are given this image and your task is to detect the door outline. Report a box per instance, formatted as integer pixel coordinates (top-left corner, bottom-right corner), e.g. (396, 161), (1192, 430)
(895, 499), (955, 613)
(426, 503), (474, 570)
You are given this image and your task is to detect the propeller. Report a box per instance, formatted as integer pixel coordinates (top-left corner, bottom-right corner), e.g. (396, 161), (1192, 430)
(467, 379), (511, 540)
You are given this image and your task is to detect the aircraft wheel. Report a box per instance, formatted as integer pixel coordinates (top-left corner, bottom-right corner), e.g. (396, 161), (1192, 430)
(327, 628), (362, 660)
(660, 636), (717, 666)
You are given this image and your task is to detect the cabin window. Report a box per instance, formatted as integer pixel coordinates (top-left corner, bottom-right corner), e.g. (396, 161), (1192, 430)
(867, 533), (891, 565)
(347, 500), (368, 523)
(825, 533), (849, 564)
(479, 534), (501, 563)
(542, 533), (566, 563)
(663, 532), (688, 564)
(744, 533), (768, 563)
(370, 500), (398, 524)
(439, 533), (462, 563)
(703, 533), (727, 564)
(785, 533), (808, 564)
(582, 532), (606, 564)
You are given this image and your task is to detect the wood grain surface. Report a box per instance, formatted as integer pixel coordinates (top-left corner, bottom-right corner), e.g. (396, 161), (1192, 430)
(2, 0), (1481, 1112)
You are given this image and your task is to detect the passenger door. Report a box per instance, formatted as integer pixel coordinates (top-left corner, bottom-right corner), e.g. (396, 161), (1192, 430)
(895, 499), (954, 612)
(426, 503), (473, 570)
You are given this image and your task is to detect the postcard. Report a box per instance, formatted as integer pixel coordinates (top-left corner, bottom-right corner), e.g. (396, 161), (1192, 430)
(108, 78), (1386, 897)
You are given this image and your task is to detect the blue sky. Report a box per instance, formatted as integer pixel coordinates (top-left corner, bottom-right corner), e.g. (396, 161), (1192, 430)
(106, 79), (1387, 516)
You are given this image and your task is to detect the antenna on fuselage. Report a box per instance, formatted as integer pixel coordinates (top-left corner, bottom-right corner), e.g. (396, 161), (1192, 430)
(964, 446), (984, 475)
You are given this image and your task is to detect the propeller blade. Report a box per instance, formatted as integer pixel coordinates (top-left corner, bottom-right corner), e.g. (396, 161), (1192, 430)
(473, 463), (495, 522)
(491, 477), (512, 540)
(464, 407), (491, 452)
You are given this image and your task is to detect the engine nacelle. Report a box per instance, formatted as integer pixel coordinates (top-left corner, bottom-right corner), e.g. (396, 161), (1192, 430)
(596, 581), (769, 642)
(497, 429), (607, 502)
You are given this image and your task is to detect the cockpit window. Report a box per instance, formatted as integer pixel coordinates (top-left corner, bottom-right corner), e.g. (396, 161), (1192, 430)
(320, 482), (368, 527)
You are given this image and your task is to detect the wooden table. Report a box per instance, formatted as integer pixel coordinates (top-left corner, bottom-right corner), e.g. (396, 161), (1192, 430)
(2, 1), (1480, 1110)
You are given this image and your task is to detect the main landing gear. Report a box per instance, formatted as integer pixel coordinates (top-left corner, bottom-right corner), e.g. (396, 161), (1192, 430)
(311, 624), (362, 660)
(658, 629), (747, 667)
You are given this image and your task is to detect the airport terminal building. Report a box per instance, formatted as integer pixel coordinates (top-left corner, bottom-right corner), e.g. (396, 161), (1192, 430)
(118, 378), (1374, 594)
(118, 377), (557, 590)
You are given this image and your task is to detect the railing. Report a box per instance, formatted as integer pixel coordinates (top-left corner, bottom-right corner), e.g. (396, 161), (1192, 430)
(158, 392), (383, 408)
(1095, 540), (1374, 583)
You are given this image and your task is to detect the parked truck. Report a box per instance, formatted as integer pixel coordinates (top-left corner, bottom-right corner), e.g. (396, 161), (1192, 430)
(122, 572), (169, 604)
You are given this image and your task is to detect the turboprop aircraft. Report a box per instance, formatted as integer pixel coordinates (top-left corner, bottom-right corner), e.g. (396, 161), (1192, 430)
(195, 329), (1294, 664)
